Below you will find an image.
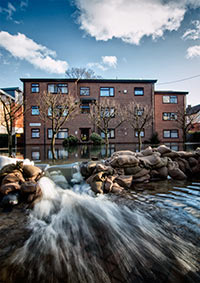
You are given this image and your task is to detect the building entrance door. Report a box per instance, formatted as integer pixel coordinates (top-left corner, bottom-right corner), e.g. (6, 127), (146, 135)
(80, 128), (90, 141)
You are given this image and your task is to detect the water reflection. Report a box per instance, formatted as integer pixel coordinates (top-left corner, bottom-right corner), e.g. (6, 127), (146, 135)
(0, 142), (200, 164)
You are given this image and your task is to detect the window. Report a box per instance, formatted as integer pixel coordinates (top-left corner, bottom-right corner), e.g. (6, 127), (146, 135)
(57, 105), (68, 116)
(48, 84), (68, 94)
(80, 103), (90, 114)
(48, 106), (68, 117)
(57, 129), (68, 139)
(100, 87), (114, 97)
(134, 88), (144, 96)
(163, 112), (177, 120)
(31, 128), (40, 138)
(101, 129), (115, 139)
(163, 130), (178, 138)
(163, 95), (177, 104)
(135, 107), (144, 116)
(48, 149), (68, 160)
(101, 107), (115, 118)
(31, 83), (39, 93)
(48, 107), (52, 116)
(48, 129), (53, 138)
(80, 87), (90, 96)
(31, 151), (40, 160)
(57, 84), (68, 94)
(48, 128), (68, 139)
(31, 106), (39, 115)
(135, 129), (145, 137)
(48, 84), (57, 93)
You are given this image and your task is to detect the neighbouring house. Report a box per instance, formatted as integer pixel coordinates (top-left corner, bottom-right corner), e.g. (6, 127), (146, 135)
(20, 78), (188, 159)
(0, 87), (24, 147)
(154, 90), (188, 146)
(186, 104), (200, 133)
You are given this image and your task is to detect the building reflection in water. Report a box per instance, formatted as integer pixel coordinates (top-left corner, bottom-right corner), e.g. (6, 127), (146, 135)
(9, 142), (200, 164)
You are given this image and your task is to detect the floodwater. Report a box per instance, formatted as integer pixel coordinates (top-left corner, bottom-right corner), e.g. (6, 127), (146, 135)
(5, 142), (200, 164)
(0, 164), (199, 283)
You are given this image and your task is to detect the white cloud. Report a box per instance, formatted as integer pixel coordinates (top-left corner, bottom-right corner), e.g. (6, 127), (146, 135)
(102, 56), (117, 68)
(186, 45), (200, 58)
(74, 0), (200, 45)
(20, 0), (29, 9)
(88, 55), (118, 71)
(0, 31), (68, 74)
(87, 62), (107, 71)
(182, 20), (200, 40)
(0, 2), (16, 20)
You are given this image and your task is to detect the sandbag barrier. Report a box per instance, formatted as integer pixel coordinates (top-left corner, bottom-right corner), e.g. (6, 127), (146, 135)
(0, 161), (43, 208)
(80, 145), (200, 194)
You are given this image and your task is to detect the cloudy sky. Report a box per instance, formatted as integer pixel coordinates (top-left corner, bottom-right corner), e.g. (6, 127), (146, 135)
(0, 0), (200, 105)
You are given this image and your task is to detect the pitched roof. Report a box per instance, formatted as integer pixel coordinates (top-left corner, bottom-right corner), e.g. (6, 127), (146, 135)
(0, 89), (15, 100)
(186, 104), (200, 115)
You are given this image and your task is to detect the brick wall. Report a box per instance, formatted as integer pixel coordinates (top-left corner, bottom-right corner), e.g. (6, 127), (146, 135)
(154, 91), (187, 143)
(22, 79), (155, 145)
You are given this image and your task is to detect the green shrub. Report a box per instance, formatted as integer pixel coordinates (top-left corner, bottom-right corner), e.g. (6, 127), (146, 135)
(63, 135), (79, 147)
(149, 132), (160, 144)
(188, 132), (200, 142)
(90, 132), (104, 145)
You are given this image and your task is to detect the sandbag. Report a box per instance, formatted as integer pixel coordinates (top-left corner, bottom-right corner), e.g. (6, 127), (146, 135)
(138, 153), (161, 168)
(168, 161), (187, 180)
(104, 176), (116, 193)
(0, 182), (21, 195)
(162, 151), (180, 158)
(111, 183), (124, 193)
(188, 157), (198, 168)
(115, 175), (133, 189)
(109, 155), (139, 168)
(23, 165), (42, 181)
(177, 151), (196, 158)
(94, 163), (114, 175)
(132, 168), (150, 179)
(175, 158), (191, 176)
(124, 165), (141, 175)
(151, 167), (168, 180)
(114, 167), (125, 175)
(86, 173), (105, 194)
(156, 145), (172, 155)
(153, 157), (169, 169)
(191, 163), (200, 176)
(1, 172), (25, 185)
(111, 150), (136, 157)
(132, 174), (150, 184)
(140, 146), (153, 156)
(21, 181), (39, 193)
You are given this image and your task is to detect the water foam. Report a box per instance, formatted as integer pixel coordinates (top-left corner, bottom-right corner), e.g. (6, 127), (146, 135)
(6, 174), (199, 283)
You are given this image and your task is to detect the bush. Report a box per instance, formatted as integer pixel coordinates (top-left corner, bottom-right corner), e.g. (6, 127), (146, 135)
(90, 132), (104, 145)
(149, 132), (160, 145)
(63, 135), (79, 147)
(188, 132), (200, 142)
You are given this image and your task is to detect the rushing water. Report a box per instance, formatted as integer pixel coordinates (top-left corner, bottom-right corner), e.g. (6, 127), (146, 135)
(1, 167), (200, 283)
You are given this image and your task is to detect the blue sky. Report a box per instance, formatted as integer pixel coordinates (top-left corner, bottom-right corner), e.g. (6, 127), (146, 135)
(0, 0), (200, 106)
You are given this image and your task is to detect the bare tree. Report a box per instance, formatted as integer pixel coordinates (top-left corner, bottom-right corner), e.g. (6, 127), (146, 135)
(89, 98), (126, 155)
(66, 67), (102, 79)
(125, 101), (153, 151)
(0, 94), (24, 156)
(176, 106), (200, 145)
(38, 91), (79, 160)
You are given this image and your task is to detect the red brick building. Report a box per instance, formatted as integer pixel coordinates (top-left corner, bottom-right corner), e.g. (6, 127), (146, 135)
(154, 90), (188, 143)
(21, 78), (188, 149)
(21, 78), (157, 145)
